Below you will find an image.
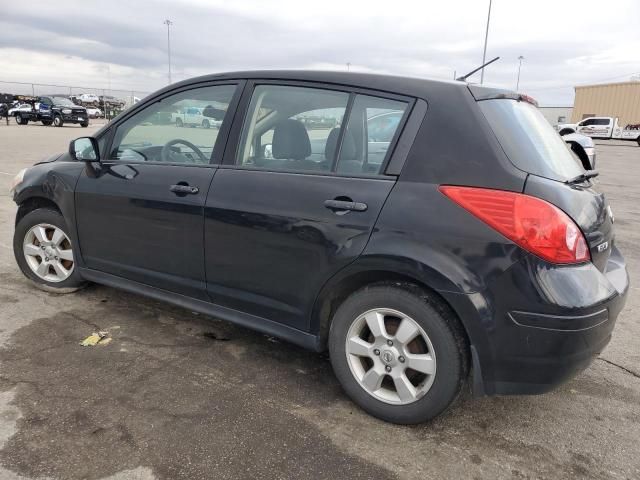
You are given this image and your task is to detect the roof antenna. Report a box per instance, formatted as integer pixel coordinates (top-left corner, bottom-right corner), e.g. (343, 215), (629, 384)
(456, 56), (500, 82)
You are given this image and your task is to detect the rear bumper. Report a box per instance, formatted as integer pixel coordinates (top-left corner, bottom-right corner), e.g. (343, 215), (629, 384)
(443, 245), (629, 396)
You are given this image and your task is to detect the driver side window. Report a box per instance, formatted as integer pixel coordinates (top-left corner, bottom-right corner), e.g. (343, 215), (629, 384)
(109, 84), (237, 165)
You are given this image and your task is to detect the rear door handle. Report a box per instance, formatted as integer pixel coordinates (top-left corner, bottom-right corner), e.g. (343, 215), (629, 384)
(170, 184), (199, 195)
(324, 199), (368, 212)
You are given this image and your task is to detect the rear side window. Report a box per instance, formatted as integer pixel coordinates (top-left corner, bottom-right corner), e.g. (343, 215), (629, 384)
(479, 99), (584, 181)
(337, 95), (408, 175)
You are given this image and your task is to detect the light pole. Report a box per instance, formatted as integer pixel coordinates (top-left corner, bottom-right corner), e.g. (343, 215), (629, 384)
(164, 19), (173, 85)
(346, 62), (351, 72)
(516, 55), (524, 91)
(480, 0), (492, 84)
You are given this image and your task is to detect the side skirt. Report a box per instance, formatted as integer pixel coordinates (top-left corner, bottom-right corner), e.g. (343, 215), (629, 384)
(79, 268), (321, 351)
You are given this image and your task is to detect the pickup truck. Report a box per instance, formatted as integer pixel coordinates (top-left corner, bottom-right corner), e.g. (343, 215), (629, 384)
(171, 107), (220, 129)
(12, 95), (89, 127)
(557, 116), (640, 146)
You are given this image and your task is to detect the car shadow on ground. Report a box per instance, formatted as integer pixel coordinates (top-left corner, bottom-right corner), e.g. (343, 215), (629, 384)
(0, 279), (400, 480)
(0, 275), (636, 480)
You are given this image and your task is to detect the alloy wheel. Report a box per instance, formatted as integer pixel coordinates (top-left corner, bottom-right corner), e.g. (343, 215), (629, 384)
(23, 223), (74, 283)
(345, 308), (437, 405)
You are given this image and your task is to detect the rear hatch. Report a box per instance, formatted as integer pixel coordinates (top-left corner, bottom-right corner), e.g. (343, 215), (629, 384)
(475, 93), (614, 271)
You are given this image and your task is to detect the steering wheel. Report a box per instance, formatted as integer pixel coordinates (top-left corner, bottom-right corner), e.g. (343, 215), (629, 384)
(161, 139), (208, 163)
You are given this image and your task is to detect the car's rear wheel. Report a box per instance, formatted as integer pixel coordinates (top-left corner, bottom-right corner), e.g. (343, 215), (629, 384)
(81, 120), (89, 128)
(13, 208), (86, 293)
(329, 284), (468, 424)
(176, 118), (183, 127)
(16, 114), (26, 125)
(202, 119), (210, 129)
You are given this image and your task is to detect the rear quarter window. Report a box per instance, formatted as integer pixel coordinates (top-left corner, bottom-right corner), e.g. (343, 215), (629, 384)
(479, 99), (584, 181)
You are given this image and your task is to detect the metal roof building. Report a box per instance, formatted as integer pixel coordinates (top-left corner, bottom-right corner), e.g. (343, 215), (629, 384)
(571, 81), (640, 126)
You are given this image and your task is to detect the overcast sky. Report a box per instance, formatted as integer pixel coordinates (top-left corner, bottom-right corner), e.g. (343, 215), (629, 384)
(1, 0), (639, 105)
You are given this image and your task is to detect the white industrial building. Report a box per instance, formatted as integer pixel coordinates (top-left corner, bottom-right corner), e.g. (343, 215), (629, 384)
(539, 106), (573, 129)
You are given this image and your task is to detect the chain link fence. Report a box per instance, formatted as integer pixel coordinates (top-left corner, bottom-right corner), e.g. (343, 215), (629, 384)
(0, 80), (151, 118)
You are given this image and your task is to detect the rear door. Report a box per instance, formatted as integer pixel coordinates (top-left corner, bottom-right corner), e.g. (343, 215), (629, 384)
(203, 82), (413, 329)
(75, 82), (241, 299)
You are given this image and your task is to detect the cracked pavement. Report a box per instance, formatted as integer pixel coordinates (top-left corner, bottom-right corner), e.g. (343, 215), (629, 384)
(0, 123), (638, 479)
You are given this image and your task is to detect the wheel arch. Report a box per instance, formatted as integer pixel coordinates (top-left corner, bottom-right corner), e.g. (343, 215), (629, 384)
(15, 196), (62, 226)
(311, 260), (472, 353)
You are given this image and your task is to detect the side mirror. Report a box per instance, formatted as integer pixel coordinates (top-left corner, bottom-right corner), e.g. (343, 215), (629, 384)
(70, 137), (100, 162)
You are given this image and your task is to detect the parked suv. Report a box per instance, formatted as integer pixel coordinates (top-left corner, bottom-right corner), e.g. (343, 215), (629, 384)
(10, 72), (629, 424)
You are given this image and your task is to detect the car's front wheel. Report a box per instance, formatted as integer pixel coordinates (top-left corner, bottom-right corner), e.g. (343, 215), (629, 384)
(329, 284), (468, 424)
(53, 115), (64, 127)
(13, 208), (86, 293)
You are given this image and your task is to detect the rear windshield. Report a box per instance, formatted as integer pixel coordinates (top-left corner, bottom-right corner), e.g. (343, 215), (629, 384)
(479, 99), (584, 181)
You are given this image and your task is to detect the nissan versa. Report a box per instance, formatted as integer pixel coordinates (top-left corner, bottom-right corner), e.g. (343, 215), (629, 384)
(10, 71), (629, 424)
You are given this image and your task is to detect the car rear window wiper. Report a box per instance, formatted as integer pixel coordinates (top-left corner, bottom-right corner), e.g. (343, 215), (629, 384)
(565, 170), (599, 185)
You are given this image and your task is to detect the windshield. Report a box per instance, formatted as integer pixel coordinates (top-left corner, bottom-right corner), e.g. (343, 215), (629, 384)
(479, 99), (584, 181)
(52, 97), (75, 107)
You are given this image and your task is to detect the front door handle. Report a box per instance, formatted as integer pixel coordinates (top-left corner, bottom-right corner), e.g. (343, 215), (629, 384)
(170, 184), (199, 195)
(324, 199), (368, 212)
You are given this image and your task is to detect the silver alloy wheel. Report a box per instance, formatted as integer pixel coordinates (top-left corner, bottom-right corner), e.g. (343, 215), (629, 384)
(23, 223), (74, 283)
(345, 308), (437, 405)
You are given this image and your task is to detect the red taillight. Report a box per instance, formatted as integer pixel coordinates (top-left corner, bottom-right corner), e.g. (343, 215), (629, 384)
(439, 186), (590, 264)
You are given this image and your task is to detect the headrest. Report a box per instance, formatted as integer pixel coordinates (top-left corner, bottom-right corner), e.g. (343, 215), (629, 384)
(325, 127), (356, 161)
(272, 119), (311, 160)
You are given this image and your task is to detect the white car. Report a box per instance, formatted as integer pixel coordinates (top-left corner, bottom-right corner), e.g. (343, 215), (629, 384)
(561, 131), (596, 170)
(8, 104), (33, 116)
(77, 93), (100, 105)
(172, 107), (220, 128)
(85, 107), (102, 118)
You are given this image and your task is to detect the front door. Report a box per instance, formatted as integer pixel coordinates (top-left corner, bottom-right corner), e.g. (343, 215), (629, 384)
(204, 83), (412, 329)
(75, 83), (240, 299)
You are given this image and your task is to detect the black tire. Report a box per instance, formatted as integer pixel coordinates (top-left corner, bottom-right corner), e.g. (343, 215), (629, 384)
(329, 284), (468, 424)
(559, 128), (574, 136)
(636, 136), (640, 147)
(53, 115), (64, 127)
(81, 120), (89, 128)
(176, 118), (183, 127)
(41, 120), (53, 126)
(13, 208), (86, 293)
(202, 119), (210, 129)
(15, 114), (26, 125)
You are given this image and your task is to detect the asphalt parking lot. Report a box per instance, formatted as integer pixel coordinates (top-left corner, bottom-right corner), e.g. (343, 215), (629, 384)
(0, 122), (638, 480)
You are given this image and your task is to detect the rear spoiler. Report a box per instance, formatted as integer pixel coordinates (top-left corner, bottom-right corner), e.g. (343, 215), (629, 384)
(468, 85), (538, 107)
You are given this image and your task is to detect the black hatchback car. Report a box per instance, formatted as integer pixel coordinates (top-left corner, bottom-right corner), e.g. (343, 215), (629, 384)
(10, 71), (629, 424)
